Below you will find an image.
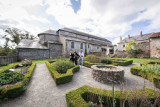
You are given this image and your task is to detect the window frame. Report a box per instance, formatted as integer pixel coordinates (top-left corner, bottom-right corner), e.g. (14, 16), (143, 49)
(71, 42), (74, 48)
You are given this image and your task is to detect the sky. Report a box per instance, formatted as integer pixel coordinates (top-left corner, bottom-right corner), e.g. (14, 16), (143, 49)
(0, 0), (160, 46)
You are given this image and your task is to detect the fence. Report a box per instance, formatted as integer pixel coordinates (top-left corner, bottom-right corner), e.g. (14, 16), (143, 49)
(0, 56), (18, 65)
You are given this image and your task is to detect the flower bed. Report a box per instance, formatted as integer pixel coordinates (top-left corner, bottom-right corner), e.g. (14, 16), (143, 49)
(0, 63), (36, 99)
(45, 61), (80, 85)
(66, 85), (160, 107)
(131, 62), (160, 88)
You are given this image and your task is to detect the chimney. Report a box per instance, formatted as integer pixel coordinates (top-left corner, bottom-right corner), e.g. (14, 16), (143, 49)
(120, 36), (122, 41)
(128, 35), (130, 38)
(140, 31), (142, 37)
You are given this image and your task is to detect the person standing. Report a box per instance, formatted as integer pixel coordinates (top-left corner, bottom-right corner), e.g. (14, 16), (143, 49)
(74, 51), (79, 65)
(70, 51), (74, 63)
(78, 50), (84, 66)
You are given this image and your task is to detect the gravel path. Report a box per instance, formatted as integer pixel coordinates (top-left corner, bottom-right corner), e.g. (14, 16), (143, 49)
(0, 63), (159, 107)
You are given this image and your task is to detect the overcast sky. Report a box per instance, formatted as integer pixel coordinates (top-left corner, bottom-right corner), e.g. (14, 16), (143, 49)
(0, 0), (160, 46)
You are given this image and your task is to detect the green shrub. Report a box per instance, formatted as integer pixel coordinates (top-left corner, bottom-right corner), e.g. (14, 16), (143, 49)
(0, 62), (8, 67)
(66, 85), (160, 107)
(0, 63), (36, 99)
(131, 66), (160, 89)
(84, 55), (100, 63)
(0, 72), (24, 86)
(112, 58), (133, 66)
(53, 60), (74, 74)
(46, 61), (80, 85)
(0, 64), (18, 74)
(83, 61), (104, 68)
(100, 58), (112, 64)
(140, 64), (160, 76)
(141, 61), (160, 66)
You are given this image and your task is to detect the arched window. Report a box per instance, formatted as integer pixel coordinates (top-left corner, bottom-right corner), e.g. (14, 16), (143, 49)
(71, 42), (74, 48)
(80, 43), (83, 49)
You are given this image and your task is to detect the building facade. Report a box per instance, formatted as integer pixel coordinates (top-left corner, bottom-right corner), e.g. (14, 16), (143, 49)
(17, 28), (113, 60)
(117, 31), (160, 58)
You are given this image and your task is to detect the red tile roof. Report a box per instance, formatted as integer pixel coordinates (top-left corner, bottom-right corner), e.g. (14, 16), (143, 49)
(150, 32), (160, 38)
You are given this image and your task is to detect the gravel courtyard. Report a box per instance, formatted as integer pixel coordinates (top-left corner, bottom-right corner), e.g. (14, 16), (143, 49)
(0, 63), (159, 107)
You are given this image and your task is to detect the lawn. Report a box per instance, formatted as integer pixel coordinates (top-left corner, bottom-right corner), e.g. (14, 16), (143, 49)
(123, 58), (160, 63)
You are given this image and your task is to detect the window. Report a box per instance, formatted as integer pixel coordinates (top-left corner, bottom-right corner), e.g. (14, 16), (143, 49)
(123, 44), (125, 47)
(80, 43), (83, 49)
(97, 46), (99, 49)
(71, 42), (74, 48)
(88, 44), (90, 48)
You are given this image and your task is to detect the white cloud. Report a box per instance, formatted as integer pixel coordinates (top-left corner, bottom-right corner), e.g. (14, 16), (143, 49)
(0, 0), (160, 46)
(0, 0), (50, 36)
(45, 0), (160, 44)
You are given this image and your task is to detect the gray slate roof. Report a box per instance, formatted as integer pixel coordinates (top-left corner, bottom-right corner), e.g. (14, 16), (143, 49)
(17, 39), (48, 49)
(38, 29), (57, 36)
(119, 33), (152, 43)
(58, 27), (111, 43)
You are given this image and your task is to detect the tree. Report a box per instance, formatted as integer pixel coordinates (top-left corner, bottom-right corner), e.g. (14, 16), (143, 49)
(0, 27), (36, 56)
(3, 27), (36, 48)
(125, 41), (143, 57)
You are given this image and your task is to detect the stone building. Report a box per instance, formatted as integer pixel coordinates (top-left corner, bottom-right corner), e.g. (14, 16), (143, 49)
(17, 28), (113, 60)
(150, 32), (160, 58)
(117, 31), (160, 58)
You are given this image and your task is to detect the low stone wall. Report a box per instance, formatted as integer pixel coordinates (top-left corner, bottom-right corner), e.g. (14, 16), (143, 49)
(91, 65), (124, 84)
(17, 48), (49, 60)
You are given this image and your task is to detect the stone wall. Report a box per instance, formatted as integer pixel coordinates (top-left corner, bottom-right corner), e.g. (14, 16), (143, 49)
(136, 41), (150, 58)
(17, 48), (49, 60)
(150, 38), (160, 58)
(39, 34), (59, 44)
(49, 43), (62, 58)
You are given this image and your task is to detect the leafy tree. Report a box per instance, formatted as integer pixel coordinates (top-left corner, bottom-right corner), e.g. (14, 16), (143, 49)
(3, 27), (36, 48)
(125, 41), (143, 57)
(0, 27), (36, 56)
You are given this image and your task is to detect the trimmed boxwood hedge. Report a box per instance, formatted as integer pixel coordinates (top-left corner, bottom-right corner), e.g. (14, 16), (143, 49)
(45, 61), (80, 85)
(66, 85), (160, 107)
(0, 64), (19, 74)
(0, 63), (36, 99)
(111, 58), (133, 66)
(131, 65), (160, 89)
(83, 61), (104, 68)
(141, 61), (160, 66)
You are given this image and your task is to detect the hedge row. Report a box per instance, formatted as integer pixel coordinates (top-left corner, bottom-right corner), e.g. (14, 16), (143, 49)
(66, 85), (160, 107)
(83, 61), (104, 68)
(131, 66), (160, 89)
(0, 63), (36, 99)
(141, 61), (160, 66)
(45, 61), (80, 85)
(111, 58), (133, 66)
(0, 64), (18, 74)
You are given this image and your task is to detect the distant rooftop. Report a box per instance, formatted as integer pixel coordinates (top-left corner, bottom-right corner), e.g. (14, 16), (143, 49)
(38, 29), (57, 36)
(58, 27), (111, 43)
(150, 32), (160, 38)
(17, 39), (48, 49)
(119, 32), (153, 43)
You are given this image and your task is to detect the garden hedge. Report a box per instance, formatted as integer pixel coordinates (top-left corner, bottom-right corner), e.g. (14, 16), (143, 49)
(66, 85), (160, 107)
(0, 63), (36, 99)
(83, 61), (104, 68)
(131, 66), (160, 89)
(0, 64), (18, 74)
(111, 58), (133, 66)
(140, 61), (160, 66)
(45, 61), (80, 85)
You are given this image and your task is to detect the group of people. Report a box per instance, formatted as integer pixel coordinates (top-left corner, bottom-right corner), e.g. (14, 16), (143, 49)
(69, 50), (84, 66)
